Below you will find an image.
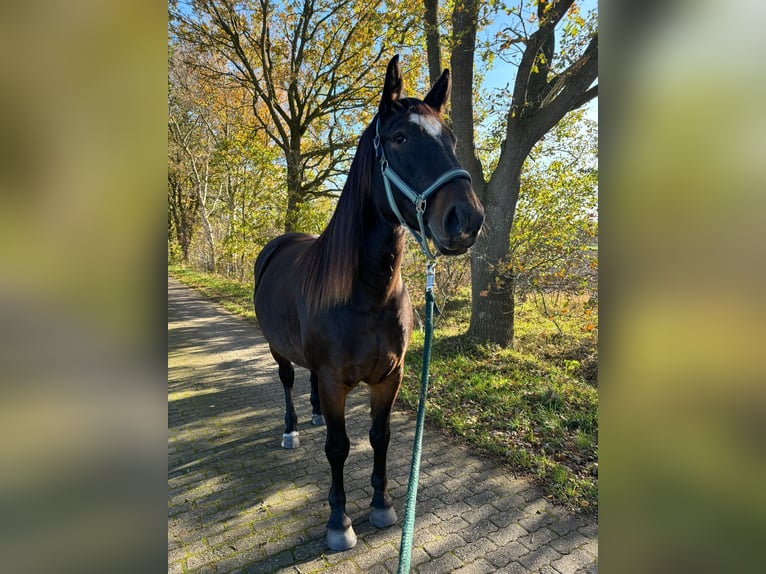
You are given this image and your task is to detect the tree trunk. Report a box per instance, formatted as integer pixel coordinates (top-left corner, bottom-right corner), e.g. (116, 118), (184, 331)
(449, 0), (483, 185)
(197, 185), (216, 272)
(284, 131), (303, 233)
(467, 152), (523, 345)
(424, 0), (442, 86)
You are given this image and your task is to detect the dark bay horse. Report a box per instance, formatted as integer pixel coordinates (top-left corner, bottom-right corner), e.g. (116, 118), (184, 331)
(253, 55), (484, 551)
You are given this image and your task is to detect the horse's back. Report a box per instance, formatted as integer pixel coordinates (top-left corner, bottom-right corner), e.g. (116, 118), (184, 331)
(255, 233), (316, 290)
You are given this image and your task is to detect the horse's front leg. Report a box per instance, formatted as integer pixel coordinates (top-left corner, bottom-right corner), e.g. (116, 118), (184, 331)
(368, 369), (402, 528)
(318, 378), (356, 550)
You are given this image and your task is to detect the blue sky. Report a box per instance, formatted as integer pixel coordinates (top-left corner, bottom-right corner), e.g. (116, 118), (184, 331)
(481, 0), (598, 122)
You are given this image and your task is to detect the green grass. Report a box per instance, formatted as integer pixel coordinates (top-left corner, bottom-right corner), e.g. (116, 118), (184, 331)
(400, 324), (597, 512)
(169, 264), (598, 513)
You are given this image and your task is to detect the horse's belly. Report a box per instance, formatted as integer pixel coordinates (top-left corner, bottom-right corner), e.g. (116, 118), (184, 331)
(254, 291), (308, 367)
(260, 321), (308, 368)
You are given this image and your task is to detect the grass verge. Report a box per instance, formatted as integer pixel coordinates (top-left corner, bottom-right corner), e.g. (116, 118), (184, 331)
(169, 265), (598, 513)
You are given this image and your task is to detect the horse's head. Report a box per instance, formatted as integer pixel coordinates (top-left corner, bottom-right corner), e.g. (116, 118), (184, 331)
(372, 55), (484, 256)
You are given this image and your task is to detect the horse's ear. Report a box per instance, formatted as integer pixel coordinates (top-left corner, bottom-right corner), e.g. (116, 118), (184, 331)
(423, 68), (451, 114)
(379, 55), (403, 116)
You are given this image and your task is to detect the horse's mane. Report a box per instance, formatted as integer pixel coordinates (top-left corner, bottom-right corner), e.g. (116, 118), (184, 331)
(299, 120), (377, 314)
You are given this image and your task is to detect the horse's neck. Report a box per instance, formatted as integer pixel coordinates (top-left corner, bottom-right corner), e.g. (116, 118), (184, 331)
(357, 210), (407, 304)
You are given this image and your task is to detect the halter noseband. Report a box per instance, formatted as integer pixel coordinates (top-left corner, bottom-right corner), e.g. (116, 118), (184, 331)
(373, 116), (472, 260)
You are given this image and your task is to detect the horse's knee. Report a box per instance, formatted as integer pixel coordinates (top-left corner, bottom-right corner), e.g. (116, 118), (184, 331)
(369, 427), (391, 451)
(325, 435), (350, 464)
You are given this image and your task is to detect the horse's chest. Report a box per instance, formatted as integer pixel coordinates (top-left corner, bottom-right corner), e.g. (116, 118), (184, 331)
(306, 305), (411, 383)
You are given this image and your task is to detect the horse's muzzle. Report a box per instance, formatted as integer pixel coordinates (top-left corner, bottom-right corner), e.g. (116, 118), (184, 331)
(432, 198), (484, 255)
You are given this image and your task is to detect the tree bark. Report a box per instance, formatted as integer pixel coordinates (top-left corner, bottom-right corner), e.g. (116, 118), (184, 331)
(424, 0), (442, 86)
(284, 129), (304, 233)
(467, 151), (524, 344)
(168, 173), (197, 262)
(449, 0), (485, 194)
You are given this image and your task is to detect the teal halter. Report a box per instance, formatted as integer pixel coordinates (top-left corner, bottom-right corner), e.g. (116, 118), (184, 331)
(373, 117), (472, 260)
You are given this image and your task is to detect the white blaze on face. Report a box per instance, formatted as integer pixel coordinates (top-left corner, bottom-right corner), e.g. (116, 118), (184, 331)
(408, 113), (442, 139)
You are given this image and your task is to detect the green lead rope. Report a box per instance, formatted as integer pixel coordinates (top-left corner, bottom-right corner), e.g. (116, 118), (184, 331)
(397, 262), (436, 574)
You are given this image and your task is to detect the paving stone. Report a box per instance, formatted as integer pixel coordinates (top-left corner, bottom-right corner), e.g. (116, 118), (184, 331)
(459, 517), (499, 543)
(245, 550), (294, 573)
(551, 546), (597, 574)
(548, 516), (588, 536)
(290, 537), (326, 562)
(215, 550), (264, 574)
(490, 522), (529, 547)
(205, 525), (253, 549)
(486, 541), (530, 567)
(518, 526), (559, 549)
(578, 522), (598, 539)
(185, 551), (219, 572)
(452, 536), (498, 563)
(582, 538), (598, 558)
(416, 551), (464, 573)
(423, 533), (467, 559)
(519, 511), (558, 532)
(408, 547), (431, 568)
(518, 544), (563, 571)
(493, 561), (528, 574)
(427, 516), (470, 537)
(352, 542), (397, 571)
(549, 530), (589, 555)
(452, 558), (497, 574)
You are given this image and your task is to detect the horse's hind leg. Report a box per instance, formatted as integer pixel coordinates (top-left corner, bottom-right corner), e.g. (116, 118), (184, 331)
(367, 372), (401, 529)
(270, 347), (299, 449)
(310, 371), (324, 426)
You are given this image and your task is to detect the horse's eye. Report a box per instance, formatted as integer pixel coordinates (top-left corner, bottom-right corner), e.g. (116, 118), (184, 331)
(393, 134), (407, 145)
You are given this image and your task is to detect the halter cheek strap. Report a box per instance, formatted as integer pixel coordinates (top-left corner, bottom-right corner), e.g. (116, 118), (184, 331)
(373, 117), (471, 260)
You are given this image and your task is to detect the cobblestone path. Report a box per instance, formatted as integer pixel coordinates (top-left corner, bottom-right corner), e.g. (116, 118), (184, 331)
(168, 276), (598, 573)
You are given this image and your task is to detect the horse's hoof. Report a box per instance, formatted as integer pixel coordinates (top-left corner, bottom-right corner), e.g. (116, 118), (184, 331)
(281, 431), (300, 449)
(311, 414), (325, 426)
(327, 526), (357, 551)
(369, 505), (398, 528)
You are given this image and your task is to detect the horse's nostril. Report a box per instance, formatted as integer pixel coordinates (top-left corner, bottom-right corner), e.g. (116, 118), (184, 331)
(444, 206), (461, 236)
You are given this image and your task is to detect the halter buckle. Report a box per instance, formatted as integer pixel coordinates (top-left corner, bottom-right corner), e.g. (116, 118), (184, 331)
(415, 197), (426, 214)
